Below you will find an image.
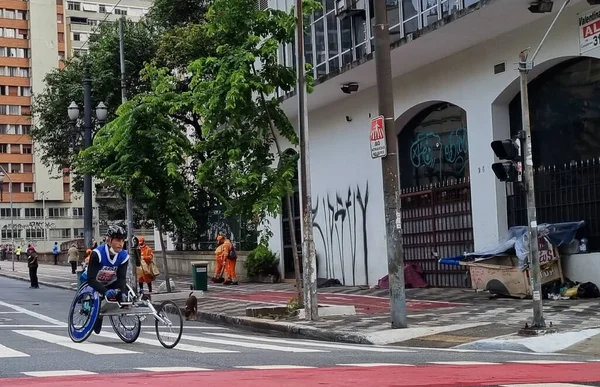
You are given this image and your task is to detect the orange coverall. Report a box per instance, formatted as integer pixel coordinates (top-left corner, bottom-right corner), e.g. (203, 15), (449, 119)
(213, 244), (225, 281)
(221, 239), (237, 284)
(138, 243), (155, 283)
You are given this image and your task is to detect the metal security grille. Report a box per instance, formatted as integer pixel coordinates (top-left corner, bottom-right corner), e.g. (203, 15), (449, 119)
(400, 179), (474, 288)
(507, 159), (600, 252)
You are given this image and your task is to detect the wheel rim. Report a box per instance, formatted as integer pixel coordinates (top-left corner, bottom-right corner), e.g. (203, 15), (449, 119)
(155, 301), (183, 348)
(110, 315), (140, 342)
(69, 286), (99, 341)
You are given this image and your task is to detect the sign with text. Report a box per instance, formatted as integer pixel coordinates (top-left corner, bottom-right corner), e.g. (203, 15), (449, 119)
(579, 7), (600, 54)
(370, 115), (387, 159)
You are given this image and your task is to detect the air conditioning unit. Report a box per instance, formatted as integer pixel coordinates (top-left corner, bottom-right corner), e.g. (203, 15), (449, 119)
(335, 0), (365, 19)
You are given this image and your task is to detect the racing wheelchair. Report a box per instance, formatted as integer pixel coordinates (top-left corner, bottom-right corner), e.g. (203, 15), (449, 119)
(67, 282), (183, 349)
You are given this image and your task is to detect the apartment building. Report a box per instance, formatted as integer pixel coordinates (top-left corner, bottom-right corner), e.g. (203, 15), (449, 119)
(65, 0), (150, 58)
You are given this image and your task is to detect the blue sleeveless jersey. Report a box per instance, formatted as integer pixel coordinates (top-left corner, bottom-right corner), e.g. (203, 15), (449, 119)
(81, 243), (129, 286)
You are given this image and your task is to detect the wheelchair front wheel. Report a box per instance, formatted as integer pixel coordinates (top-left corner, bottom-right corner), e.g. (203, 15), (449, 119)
(110, 314), (141, 343)
(68, 283), (100, 343)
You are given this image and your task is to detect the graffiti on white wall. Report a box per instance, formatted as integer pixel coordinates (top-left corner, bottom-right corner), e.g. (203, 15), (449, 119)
(312, 181), (370, 286)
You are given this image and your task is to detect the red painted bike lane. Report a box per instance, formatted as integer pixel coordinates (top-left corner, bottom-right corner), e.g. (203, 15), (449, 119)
(5, 363), (600, 387)
(211, 291), (466, 314)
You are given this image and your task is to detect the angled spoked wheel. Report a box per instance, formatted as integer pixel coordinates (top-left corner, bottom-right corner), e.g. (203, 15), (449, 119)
(68, 283), (100, 343)
(154, 300), (183, 349)
(110, 314), (142, 343)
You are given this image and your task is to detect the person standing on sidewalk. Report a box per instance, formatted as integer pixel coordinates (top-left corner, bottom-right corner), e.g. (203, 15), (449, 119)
(27, 246), (39, 289)
(52, 242), (59, 265)
(15, 245), (21, 262)
(137, 237), (157, 293)
(218, 235), (238, 286)
(211, 236), (225, 283)
(67, 244), (79, 274)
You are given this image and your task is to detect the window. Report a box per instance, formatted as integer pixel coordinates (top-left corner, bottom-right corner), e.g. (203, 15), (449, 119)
(82, 3), (99, 12)
(17, 10), (26, 20)
(7, 105), (19, 115)
(72, 207), (84, 218)
(3, 28), (15, 38)
(22, 144), (31, 154)
(99, 5), (106, 13)
(11, 164), (20, 173)
(73, 228), (84, 237)
(67, 2), (81, 11)
(24, 208), (43, 218)
(114, 8), (127, 15)
(87, 19), (98, 26)
(23, 163), (32, 172)
(2, 229), (20, 239)
(23, 183), (33, 192)
(50, 228), (71, 239)
(0, 208), (20, 218)
(57, 13), (63, 23)
(58, 32), (64, 43)
(20, 87), (31, 97)
(49, 207), (69, 218)
(26, 228), (45, 240)
(0, 145), (7, 153)
(3, 10), (15, 19)
(73, 32), (80, 41)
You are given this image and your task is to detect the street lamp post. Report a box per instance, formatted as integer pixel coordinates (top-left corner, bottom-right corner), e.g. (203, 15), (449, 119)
(39, 191), (49, 241)
(68, 92), (107, 249)
(0, 167), (15, 271)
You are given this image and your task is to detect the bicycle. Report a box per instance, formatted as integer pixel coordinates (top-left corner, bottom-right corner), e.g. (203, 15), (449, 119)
(67, 282), (183, 349)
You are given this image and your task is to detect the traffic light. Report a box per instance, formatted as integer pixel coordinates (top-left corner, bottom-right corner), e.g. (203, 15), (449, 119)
(491, 138), (522, 183)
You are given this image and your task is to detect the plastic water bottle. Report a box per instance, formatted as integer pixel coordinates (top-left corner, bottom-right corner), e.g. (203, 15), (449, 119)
(580, 238), (588, 253)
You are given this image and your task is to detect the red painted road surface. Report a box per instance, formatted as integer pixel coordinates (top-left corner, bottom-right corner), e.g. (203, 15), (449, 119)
(6, 363), (600, 387)
(214, 291), (465, 313)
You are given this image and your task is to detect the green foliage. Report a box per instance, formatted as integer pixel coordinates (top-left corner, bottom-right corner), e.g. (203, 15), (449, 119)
(146, 0), (208, 29)
(30, 19), (158, 177)
(245, 245), (279, 278)
(75, 95), (193, 234)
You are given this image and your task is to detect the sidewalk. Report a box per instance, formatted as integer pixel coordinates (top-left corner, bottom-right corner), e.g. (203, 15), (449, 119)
(2, 260), (600, 352)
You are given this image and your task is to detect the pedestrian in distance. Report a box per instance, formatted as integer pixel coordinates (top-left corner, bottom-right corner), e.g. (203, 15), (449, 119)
(52, 241), (59, 265)
(68, 243), (79, 274)
(27, 246), (39, 289)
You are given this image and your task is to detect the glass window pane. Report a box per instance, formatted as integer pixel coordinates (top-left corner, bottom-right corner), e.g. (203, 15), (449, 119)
(314, 18), (326, 65)
(304, 29), (313, 66)
(353, 16), (366, 46)
(342, 50), (353, 66)
(326, 0), (335, 13)
(327, 13), (338, 59)
(390, 25), (401, 44)
(317, 63), (326, 78)
(355, 42), (366, 61)
(388, 3), (401, 28)
(314, 0), (324, 19)
(340, 17), (352, 52)
(402, 0), (419, 21)
(464, 0), (479, 8)
(422, 2), (438, 27)
(328, 56), (339, 72)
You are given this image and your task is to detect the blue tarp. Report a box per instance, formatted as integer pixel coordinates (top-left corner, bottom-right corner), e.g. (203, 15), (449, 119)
(439, 221), (585, 271)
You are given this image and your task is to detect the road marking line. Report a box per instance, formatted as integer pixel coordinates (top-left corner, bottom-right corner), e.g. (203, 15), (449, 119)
(97, 332), (238, 354)
(22, 370), (97, 377)
(0, 311), (21, 314)
(13, 330), (140, 355)
(0, 343), (29, 358)
(507, 360), (585, 364)
(429, 361), (500, 365)
(149, 332), (326, 353)
(205, 332), (414, 353)
(136, 367), (213, 372)
(0, 325), (67, 329)
(337, 363), (415, 367)
(0, 300), (65, 326)
(235, 365), (315, 370)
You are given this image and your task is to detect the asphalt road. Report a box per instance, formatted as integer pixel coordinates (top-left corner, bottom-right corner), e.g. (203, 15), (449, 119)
(1, 276), (599, 386)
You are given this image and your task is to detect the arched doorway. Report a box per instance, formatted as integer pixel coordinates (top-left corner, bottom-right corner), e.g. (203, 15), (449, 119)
(396, 102), (474, 287)
(507, 57), (600, 251)
(280, 149), (302, 280)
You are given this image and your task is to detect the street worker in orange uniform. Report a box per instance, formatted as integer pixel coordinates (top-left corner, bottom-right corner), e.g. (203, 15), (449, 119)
(211, 237), (225, 283)
(218, 235), (238, 285)
(137, 237), (156, 293)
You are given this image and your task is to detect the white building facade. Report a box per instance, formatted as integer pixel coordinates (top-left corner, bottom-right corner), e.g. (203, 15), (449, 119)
(266, 0), (600, 286)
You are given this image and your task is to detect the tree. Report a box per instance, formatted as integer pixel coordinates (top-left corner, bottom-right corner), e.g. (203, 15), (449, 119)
(146, 0), (208, 29)
(170, 0), (319, 300)
(31, 19), (158, 178)
(76, 96), (192, 293)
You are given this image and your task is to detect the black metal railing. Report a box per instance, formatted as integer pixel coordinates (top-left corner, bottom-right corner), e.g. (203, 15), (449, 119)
(507, 158), (600, 252)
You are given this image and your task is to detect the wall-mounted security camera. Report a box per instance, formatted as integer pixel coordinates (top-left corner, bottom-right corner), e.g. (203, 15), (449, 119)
(341, 82), (359, 94)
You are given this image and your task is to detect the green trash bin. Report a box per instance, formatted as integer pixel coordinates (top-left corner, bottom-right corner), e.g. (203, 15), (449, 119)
(191, 261), (209, 291)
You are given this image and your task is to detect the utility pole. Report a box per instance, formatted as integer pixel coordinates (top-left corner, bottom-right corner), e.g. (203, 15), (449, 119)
(295, 0), (318, 320)
(83, 67), (93, 251)
(517, 0), (571, 330)
(119, 18), (137, 292)
(373, 0), (407, 328)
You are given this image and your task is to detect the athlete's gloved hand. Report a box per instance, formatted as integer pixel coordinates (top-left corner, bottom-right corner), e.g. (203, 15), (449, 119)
(105, 289), (118, 300)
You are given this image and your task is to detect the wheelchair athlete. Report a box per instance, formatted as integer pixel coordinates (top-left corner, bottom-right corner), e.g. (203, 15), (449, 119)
(80, 225), (130, 334)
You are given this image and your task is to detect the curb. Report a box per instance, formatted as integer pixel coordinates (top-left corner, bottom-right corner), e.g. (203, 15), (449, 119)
(0, 271), (76, 291)
(161, 302), (375, 345)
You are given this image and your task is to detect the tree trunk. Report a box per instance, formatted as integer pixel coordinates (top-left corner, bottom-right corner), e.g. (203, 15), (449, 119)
(251, 65), (303, 304)
(157, 220), (172, 293)
(285, 192), (303, 303)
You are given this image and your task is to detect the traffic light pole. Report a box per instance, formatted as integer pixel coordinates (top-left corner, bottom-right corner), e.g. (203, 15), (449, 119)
(518, 50), (544, 329)
(516, 0), (571, 329)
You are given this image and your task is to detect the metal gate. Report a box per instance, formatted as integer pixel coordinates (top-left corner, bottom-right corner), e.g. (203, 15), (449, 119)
(400, 178), (474, 288)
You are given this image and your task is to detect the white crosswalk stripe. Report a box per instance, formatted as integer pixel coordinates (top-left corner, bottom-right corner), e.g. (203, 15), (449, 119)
(96, 331), (238, 354)
(136, 367), (212, 372)
(22, 370), (97, 378)
(13, 330), (140, 355)
(204, 332), (414, 352)
(0, 343), (29, 358)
